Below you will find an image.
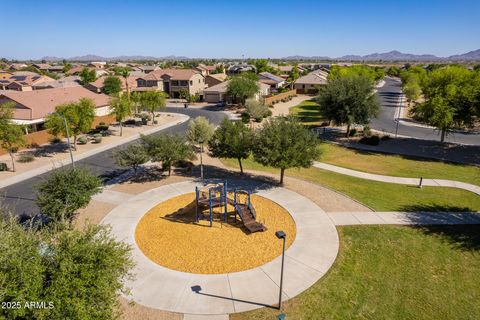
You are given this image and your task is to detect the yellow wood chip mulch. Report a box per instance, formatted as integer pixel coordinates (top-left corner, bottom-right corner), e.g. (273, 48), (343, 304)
(135, 193), (296, 274)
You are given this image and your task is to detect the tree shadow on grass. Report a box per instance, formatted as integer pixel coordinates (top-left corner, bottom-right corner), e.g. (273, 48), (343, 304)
(399, 204), (476, 213)
(413, 225), (480, 251)
(397, 204), (480, 251)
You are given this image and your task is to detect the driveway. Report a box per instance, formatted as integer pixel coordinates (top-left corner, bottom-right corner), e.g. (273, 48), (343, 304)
(371, 77), (480, 145)
(0, 106), (228, 217)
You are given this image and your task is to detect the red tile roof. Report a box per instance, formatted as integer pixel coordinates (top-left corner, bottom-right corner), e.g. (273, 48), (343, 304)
(0, 87), (110, 120)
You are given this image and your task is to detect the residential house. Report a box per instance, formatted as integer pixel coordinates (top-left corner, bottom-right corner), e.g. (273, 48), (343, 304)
(0, 86), (111, 130)
(293, 69), (328, 93)
(136, 69), (205, 98)
(8, 63), (27, 71)
(138, 65), (160, 74)
(258, 72), (287, 90)
(85, 76), (138, 93)
(205, 73), (227, 88)
(66, 65), (85, 75)
(32, 76), (81, 90)
(227, 64), (256, 74)
(0, 75), (55, 91)
(195, 64), (221, 76)
(32, 63), (52, 71)
(88, 61), (107, 69)
(203, 80), (270, 104)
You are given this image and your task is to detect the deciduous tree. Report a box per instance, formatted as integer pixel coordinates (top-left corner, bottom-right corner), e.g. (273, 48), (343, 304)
(140, 134), (194, 175)
(0, 102), (26, 172)
(102, 76), (122, 95)
(79, 67), (96, 84)
(35, 167), (102, 225)
(226, 74), (259, 105)
(113, 143), (149, 174)
(208, 118), (254, 174)
(317, 76), (379, 137)
(253, 117), (320, 184)
(45, 98), (96, 150)
(110, 94), (133, 136)
(0, 217), (133, 320)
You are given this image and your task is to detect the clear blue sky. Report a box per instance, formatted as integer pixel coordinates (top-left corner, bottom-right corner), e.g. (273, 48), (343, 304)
(3, 0), (480, 59)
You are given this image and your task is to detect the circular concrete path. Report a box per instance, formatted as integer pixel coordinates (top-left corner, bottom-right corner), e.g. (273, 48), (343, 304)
(101, 181), (339, 315)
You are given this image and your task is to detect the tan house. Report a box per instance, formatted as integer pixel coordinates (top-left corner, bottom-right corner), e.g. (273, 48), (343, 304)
(203, 80), (270, 104)
(205, 73), (227, 88)
(136, 69), (205, 98)
(85, 76), (138, 93)
(0, 87), (111, 129)
(195, 64), (221, 76)
(0, 75), (55, 91)
(294, 70), (328, 93)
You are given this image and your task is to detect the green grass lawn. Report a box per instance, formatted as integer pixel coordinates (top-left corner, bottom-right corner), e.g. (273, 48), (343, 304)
(231, 225), (480, 320)
(221, 158), (480, 212)
(318, 142), (480, 186)
(288, 99), (325, 127)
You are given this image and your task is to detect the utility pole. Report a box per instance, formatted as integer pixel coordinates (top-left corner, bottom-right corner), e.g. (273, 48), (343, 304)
(63, 115), (75, 170)
(395, 95), (403, 138)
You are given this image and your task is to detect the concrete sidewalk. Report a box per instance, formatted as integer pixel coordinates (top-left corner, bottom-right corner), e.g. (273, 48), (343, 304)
(327, 211), (480, 226)
(313, 162), (480, 196)
(0, 113), (189, 189)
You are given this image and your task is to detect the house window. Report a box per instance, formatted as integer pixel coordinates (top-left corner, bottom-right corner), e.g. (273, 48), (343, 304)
(189, 80), (193, 85)
(171, 80), (179, 86)
(302, 84), (305, 89)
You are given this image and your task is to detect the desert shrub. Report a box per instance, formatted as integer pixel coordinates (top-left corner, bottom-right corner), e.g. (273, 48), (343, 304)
(359, 135), (380, 145)
(17, 152), (35, 163)
(363, 125), (372, 137)
(77, 136), (88, 145)
(0, 162), (7, 171)
(348, 128), (357, 137)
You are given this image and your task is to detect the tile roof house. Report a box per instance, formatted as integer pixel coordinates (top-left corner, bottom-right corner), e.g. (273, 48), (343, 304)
(0, 87), (111, 125)
(205, 73), (227, 88)
(195, 64), (221, 76)
(258, 72), (287, 90)
(136, 69), (205, 98)
(202, 80), (270, 104)
(294, 70), (329, 93)
(0, 75), (55, 91)
(85, 76), (138, 93)
(138, 65), (160, 73)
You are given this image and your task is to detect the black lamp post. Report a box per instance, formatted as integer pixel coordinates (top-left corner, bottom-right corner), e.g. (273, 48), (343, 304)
(198, 139), (204, 180)
(275, 230), (286, 310)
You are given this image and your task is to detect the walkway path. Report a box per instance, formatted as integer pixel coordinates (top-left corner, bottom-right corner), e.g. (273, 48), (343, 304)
(313, 162), (480, 196)
(327, 211), (480, 226)
(271, 94), (311, 117)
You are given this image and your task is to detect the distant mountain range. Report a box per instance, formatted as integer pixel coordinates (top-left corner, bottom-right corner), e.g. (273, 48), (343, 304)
(40, 49), (480, 62)
(283, 49), (480, 61)
(41, 54), (190, 62)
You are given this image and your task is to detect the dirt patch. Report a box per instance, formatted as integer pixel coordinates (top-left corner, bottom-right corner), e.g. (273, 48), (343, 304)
(135, 193), (296, 274)
(74, 200), (117, 229)
(119, 297), (182, 320)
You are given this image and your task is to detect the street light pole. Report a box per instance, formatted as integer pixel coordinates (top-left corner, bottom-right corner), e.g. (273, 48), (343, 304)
(63, 115), (75, 170)
(395, 95), (402, 138)
(275, 230), (286, 310)
(199, 140), (204, 180)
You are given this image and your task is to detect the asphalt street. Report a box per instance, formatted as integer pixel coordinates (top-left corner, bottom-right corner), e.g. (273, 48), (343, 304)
(0, 106), (227, 217)
(371, 77), (480, 145)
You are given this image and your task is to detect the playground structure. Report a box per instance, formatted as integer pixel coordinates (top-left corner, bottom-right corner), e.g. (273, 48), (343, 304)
(195, 181), (267, 233)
